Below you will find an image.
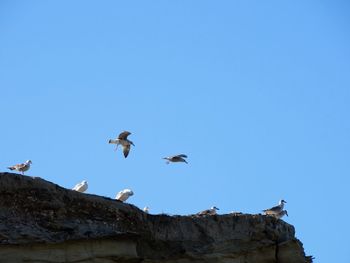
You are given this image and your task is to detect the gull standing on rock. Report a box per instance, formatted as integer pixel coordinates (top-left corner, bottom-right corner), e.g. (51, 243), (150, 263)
(109, 131), (135, 158)
(7, 160), (32, 175)
(197, 206), (219, 216)
(273, 210), (288, 219)
(143, 206), (150, 213)
(72, 180), (88, 193)
(263, 199), (287, 216)
(115, 189), (134, 202)
(163, 154), (188, 164)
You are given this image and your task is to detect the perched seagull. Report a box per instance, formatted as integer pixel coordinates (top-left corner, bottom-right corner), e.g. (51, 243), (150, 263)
(263, 199), (287, 216)
(197, 206), (219, 216)
(115, 189), (134, 202)
(143, 206), (150, 213)
(163, 154), (188, 164)
(273, 210), (288, 219)
(7, 160), (32, 175)
(108, 131), (135, 158)
(72, 180), (88, 193)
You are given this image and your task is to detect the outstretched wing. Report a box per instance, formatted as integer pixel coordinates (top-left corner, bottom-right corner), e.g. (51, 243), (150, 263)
(118, 131), (131, 140)
(177, 154), (187, 158)
(123, 144), (131, 158)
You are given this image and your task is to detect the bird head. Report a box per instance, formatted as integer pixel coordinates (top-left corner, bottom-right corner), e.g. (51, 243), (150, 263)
(26, 160), (32, 165)
(211, 206), (219, 210)
(82, 180), (88, 184)
(125, 189), (134, 196)
(279, 199), (287, 205)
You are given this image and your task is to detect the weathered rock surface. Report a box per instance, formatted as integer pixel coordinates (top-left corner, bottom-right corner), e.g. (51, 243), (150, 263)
(0, 173), (311, 263)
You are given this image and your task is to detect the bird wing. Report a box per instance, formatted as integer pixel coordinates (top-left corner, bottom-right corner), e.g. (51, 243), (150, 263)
(72, 182), (83, 190)
(15, 163), (27, 170)
(123, 144), (131, 158)
(177, 154), (188, 158)
(118, 131), (131, 140)
(263, 204), (282, 213)
(115, 191), (123, 200)
(116, 191), (127, 201)
(197, 209), (210, 215)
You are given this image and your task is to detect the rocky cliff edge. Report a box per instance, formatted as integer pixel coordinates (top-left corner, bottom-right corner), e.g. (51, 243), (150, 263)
(0, 173), (311, 263)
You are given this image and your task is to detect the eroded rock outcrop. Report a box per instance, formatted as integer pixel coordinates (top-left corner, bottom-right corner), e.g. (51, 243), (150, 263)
(0, 173), (311, 263)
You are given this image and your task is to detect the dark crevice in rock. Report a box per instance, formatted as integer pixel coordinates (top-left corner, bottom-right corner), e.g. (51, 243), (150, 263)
(275, 241), (279, 263)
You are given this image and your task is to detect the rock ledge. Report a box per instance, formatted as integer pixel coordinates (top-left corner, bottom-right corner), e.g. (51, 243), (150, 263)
(0, 173), (311, 263)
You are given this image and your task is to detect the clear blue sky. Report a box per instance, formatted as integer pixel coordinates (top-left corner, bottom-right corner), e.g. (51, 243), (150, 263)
(1, 1), (349, 262)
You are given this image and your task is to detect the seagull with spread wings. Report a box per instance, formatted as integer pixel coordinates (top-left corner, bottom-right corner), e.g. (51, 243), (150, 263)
(108, 131), (135, 158)
(163, 154), (188, 164)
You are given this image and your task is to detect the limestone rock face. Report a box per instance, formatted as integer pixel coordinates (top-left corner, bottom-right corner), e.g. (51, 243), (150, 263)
(0, 173), (311, 263)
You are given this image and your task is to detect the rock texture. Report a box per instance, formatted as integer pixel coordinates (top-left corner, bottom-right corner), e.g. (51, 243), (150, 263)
(0, 173), (311, 263)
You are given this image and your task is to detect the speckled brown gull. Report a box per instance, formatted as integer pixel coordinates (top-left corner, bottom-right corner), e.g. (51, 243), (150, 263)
(196, 206), (219, 216)
(7, 160), (32, 175)
(263, 199), (287, 215)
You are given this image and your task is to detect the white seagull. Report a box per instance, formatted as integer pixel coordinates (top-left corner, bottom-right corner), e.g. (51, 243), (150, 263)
(263, 199), (287, 216)
(72, 180), (88, 193)
(163, 154), (188, 164)
(8, 160), (32, 175)
(143, 206), (150, 213)
(115, 189), (134, 202)
(108, 131), (135, 158)
(197, 206), (219, 216)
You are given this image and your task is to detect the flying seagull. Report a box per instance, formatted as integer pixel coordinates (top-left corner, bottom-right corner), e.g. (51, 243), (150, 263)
(8, 160), (32, 175)
(263, 199), (287, 216)
(72, 180), (88, 193)
(115, 189), (134, 202)
(109, 131), (135, 158)
(197, 206), (219, 216)
(163, 154), (188, 164)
